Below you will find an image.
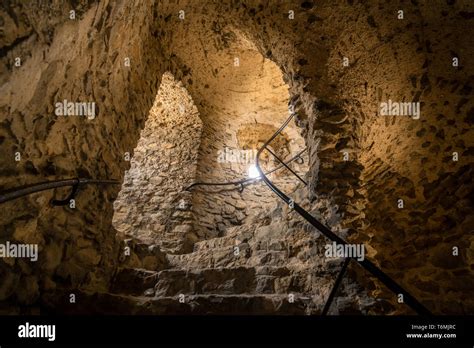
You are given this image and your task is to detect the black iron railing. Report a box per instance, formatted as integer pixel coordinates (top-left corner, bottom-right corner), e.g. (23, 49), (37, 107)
(0, 114), (432, 315)
(255, 112), (431, 316)
(185, 148), (307, 192)
(0, 178), (120, 205)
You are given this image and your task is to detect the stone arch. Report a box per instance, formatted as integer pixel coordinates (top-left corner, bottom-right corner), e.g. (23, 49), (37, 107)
(181, 46), (307, 240)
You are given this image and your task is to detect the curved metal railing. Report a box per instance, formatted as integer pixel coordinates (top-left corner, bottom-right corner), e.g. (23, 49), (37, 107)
(0, 178), (120, 205)
(255, 112), (431, 316)
(0, 114), (431, 315)
(185, 148), (307, 192)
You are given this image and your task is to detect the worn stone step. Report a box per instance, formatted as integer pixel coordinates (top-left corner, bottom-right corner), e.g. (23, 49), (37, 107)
(221, 224), (255, 237)
(254, 223), (287, 243)
(247, 250), (289, 267)
(153, 266), (310, 296)
(193, 235), (242, 252)
(41, 291), (317, 315)
(110, 268), (159, 296)
(154, 266), (256, 296)
(159, 238), (190, 255)
(160, 239), (182, 249)
(119, 240), (169, 271)
(167, 244), (251, 269)
(167, 244), (291, 269)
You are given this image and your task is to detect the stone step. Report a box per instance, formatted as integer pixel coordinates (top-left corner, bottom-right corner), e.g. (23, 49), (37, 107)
(119, 240), (168, 271)
(221, 224), (255, 237)
(159, 238), (191, 255)
(253, 223), (287, 243)
(167, 242), (291, 269)
(193, 235), (241, 252)
(154, 266), (256, 296)
(247, 250), (289, 267)
(110, 268), (159, 296)
(167, 244), (250, 269)
(160, 238), (182, 249)
(110, 264), (315, 297)
(41, 291), (317, 315)
(153, 266), (312, 297)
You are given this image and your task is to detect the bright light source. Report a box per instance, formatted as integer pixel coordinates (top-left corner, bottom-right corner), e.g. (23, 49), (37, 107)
(248, 164), (261, 179)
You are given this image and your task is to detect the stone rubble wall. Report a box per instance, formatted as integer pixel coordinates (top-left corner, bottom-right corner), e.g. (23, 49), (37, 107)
(191, 106), (307, 240)
(308, 1), (474, 314)
(0, 0), (472, 314)
(112, 72), (203, 253)
(0, 0), (168, 308)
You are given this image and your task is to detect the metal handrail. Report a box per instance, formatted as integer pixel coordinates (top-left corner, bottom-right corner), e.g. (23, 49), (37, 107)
(0, 178), (120, 204)
(264, 146), (308, 186)
(322, 257), (351, 315)
(184, 148), (307, 191)
(255, 112), (432, 316)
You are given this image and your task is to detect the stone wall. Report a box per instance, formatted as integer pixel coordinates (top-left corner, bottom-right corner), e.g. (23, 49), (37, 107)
(112, 72), (202, 254)
(307, 1), (474, 314)
(0, 0), (472, 314)
(0, 0), (168, 309)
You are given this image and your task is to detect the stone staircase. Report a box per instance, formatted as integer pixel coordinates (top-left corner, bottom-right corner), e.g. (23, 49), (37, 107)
(41, 204), (392, 315)
(101, 264), (316, 315)
(43, 291), (314, 315)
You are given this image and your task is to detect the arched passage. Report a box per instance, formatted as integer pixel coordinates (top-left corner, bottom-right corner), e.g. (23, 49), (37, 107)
(113, 29), (309, 254)
(187, 46), (308, 240)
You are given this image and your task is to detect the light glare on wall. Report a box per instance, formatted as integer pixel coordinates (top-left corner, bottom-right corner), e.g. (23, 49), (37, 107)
(247, 164), (261, 179)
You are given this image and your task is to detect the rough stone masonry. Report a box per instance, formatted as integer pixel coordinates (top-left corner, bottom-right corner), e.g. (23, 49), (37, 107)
(0, 0), (472, 315)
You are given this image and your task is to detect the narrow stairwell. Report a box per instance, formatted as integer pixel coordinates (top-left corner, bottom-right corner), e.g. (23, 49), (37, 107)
(41, 189), (394, 315)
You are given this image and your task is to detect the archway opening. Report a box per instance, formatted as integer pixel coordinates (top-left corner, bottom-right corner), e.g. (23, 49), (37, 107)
(187, 47), (308, 239)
